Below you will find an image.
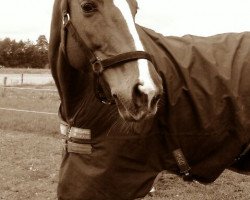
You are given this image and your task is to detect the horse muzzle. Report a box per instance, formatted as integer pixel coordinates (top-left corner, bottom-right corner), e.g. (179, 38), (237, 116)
(113, 83), (163, 122)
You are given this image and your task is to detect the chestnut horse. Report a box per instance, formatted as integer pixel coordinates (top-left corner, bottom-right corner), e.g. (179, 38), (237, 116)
(49, 0), (250, 199)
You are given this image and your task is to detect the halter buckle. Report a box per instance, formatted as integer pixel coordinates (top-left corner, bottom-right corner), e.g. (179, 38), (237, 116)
(92, 57), (104, 74)
(63, 12), (70, 26)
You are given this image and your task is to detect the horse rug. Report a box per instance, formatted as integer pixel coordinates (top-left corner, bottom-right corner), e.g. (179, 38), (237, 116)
(49, 9), (250, 199)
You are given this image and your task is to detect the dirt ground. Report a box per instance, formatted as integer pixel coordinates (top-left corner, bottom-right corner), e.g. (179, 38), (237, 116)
(0, 130), (60, 200)
(0, 130), (250, 200)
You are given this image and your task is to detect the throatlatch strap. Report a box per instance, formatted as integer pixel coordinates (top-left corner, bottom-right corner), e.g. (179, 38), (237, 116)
(64, 21), (97, 64)
(61, 0), (69, 15)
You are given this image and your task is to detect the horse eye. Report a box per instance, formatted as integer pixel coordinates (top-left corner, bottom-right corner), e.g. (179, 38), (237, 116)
(81, 2), (97, 13)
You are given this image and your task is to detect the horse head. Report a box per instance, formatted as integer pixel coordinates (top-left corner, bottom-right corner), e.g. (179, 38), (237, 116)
(59, 0), (163, 122)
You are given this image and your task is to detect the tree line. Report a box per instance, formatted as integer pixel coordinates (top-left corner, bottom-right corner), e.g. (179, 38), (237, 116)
(0, 35), (49, 69)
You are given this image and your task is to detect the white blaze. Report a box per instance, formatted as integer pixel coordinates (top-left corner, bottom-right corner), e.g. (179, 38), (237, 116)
(113, 0), (156, 94)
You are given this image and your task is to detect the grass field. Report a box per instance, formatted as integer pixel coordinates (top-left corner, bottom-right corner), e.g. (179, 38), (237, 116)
(0, 78), (250, 199)
(0, 130), (60, 200)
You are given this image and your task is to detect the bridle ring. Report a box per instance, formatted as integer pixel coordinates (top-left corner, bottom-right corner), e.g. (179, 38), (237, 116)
(63, 13), (70, 26)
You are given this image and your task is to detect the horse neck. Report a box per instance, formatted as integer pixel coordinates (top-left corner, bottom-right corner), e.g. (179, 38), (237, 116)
(57, 65), (111, 128)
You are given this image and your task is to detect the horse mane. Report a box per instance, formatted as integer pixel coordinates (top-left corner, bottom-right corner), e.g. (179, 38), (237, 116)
(49, 0), (93, 124)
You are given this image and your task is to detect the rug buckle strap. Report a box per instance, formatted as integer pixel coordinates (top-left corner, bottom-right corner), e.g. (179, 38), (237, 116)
(173, 149), (193, 182)
(240, 142), (250, 157)
(236, 142), (250, 161)
(60, 122), (92, 154)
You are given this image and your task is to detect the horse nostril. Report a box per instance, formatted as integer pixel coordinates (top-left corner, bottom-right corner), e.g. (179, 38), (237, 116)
(134, 83), (143, 96)
(133, 83), (148, 107)
(151, 94), (161, 108)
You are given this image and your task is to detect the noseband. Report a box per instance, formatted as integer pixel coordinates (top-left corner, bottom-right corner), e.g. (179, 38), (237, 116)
(62, 1), (155, 104)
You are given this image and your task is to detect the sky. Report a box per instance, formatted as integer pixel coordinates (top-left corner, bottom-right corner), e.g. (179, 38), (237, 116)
(0, 0), (249, 42)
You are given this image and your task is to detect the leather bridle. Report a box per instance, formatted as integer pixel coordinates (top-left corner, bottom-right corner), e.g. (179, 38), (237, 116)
(61, 0), (155, 104)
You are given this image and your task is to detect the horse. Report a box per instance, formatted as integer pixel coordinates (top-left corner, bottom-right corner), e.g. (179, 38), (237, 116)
(49, 0), (250, 199)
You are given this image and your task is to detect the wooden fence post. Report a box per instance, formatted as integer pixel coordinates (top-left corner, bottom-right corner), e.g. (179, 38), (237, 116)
(4, 77), (7, 86)
(21, 74), (24, 85)
(1, 76), (7, 97)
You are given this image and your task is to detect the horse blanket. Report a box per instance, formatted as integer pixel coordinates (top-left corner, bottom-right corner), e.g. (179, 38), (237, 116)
(49, 5), (250, 199)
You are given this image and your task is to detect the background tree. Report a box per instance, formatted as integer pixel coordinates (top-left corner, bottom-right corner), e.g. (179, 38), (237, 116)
(0, 35), (49, 68)
(34, 35), (49, 68)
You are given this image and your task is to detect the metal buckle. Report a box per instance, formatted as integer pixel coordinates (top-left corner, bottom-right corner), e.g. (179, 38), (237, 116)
(100, 97), (112, 105)
(63, 12), (70, 26)
(68, 127), (91, 140)
(92, 57), (104, 74)
(92, 57), (115, 105)
(60, 122), (70, 136)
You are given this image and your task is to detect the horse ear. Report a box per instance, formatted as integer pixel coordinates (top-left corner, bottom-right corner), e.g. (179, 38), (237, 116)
(135, 0), (139, 10)
(129, 0), (139, 16)
(133, 0), (139, 9)
(135, 1), (139, 14)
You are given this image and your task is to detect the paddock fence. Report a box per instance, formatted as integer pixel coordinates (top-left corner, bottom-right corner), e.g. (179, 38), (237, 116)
(0, 73), (54, 86)
(0, 74), (59, 134)
(0, 86), (58, 115)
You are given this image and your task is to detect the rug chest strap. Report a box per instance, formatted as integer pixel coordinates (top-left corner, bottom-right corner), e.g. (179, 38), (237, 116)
(236, 142), (250, 161)
(60, 123), (92, 155)
(240, 142), (250, 157)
